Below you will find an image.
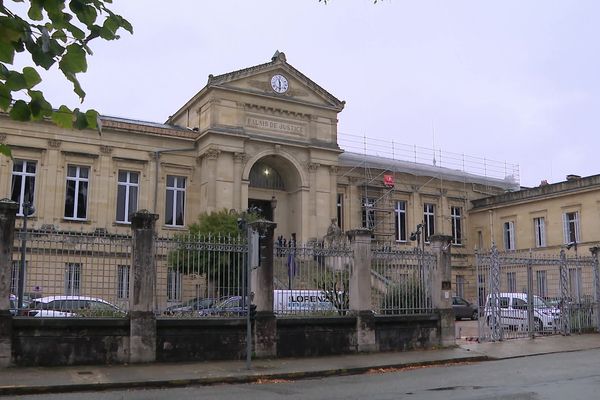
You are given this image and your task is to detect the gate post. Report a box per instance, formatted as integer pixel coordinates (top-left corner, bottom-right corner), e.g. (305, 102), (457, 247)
(129, 210), (158, 363)
(489, 244), (503, 341)
(559, 250), (571, 336)
(0, 199), (18, 368)
(347, 228), (376, 352)
(430, 235), (454, 347)
(590, 246), (600, 333)
(249, 220), (277, 358)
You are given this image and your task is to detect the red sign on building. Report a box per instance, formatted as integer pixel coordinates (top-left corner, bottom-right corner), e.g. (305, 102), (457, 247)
(384, 174), (394, 187)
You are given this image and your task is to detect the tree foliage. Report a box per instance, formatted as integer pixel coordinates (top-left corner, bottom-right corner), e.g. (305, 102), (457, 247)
(0, 0), (133, 157)
(168, 209), (258, 295)
(314, 268), (349, 316)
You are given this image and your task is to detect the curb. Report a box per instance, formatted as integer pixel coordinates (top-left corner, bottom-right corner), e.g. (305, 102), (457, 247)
(0, 356), (490, 396)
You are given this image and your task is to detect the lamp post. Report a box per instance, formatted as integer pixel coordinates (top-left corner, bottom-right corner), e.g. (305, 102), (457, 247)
(18, 201), (35, 310)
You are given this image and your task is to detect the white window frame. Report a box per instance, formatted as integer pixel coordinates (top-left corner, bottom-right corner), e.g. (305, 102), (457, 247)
(116, 170), (139, 224)
(11, 159), (37, 216)
(362, 197), (375, 230)
(455, 275), (465, 298)
(165, 175), (186, 227)
(563, 211), (580, 244)
(167, 268), (182, 301)
(395, 200), (407, 242)
(336, 193), (344, 231)
(507, 271), (517, 292)
(64, 165), (89, 220)
(65, 263), (81, 296)
(117, 265), (130, 299)
(536, 270), (547, 298)
(503, 221), (515, 250)
(423, 203), (435, 243)
(450, 206), (462, 245)
(533, 217), (546, 248)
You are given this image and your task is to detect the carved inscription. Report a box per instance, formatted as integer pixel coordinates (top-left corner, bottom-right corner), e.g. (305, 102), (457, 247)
(246, 116), (304, 135)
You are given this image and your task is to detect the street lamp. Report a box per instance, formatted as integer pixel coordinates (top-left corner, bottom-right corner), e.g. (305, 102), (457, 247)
(18, 201), (35, 310)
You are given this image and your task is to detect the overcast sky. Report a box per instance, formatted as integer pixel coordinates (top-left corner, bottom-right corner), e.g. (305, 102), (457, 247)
(18, 1), (600, 187)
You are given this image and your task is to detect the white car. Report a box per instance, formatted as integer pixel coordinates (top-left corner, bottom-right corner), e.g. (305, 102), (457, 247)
(484, 292), (560, 331)
(27, 295), (124, 317)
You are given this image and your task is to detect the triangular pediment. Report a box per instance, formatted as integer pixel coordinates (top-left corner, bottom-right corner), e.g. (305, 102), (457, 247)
(207, 52), (344, 111)
(167, 52), (344, 125)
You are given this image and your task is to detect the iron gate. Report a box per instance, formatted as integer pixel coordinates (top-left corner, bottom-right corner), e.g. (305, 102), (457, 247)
(476, 245), (600, 341)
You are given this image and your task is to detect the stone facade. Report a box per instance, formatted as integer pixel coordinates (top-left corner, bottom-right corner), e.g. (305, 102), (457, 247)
(0, 52), (520, 303)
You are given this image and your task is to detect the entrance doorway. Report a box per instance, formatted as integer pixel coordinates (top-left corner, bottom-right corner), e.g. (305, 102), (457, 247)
(248, 199), (273, 221)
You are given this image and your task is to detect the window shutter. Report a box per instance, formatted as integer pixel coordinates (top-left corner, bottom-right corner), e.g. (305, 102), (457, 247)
(562, 213), (569, 244)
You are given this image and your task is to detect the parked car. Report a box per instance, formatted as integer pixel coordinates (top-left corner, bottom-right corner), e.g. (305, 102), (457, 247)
(199, 296), (247, 317)
(27, 296), (125, 317)
(483, 292), (560, 331)
(452, 296), (478, 320)
(163, 297), (223, 315)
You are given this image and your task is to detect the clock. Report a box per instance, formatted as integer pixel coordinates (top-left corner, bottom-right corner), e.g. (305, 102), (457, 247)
(270, 74), (289, 94)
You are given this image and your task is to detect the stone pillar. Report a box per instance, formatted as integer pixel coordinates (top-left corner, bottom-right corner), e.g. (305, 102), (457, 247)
(233, 152), (246, 210)
(430, 234), (455, 347)
(250, 220), (277, 358)
(204, 149), (220, 212)
(347, 228), (377, 352)
(0, 199), (18, 368)
(129, 210), (158, 363)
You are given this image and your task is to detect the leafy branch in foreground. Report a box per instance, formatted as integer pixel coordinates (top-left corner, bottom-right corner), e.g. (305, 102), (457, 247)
(0, 0), (133, 157)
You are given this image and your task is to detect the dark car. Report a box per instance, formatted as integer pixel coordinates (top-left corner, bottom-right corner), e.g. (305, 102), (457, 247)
(452, 296), (478, 320)
(164, 297), (222, 314)
(199, 296), (247, 317)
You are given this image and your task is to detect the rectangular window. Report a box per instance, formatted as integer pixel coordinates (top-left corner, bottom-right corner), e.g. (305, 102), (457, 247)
(116, 171), (139, 223)
(503, 221), (515, 250)
(64, 165), (89, 220)
(477, 230), (483, 250)
(568, 268), (582, 299)
(451, 206), (462, 245)
(536, 270), (547, 298)
(394, 200), (407, 242)
(10, 261), (20, 294)
(534, 217), (546, 248)
(165, 175), (186, 226)
(455, 275), (464, 298)
(423, 203), (435, 242)
(563, 211), (580, 244)
(507, 271), (517, 292)
(65, 263), (81, 295)
(11, 159), (37, 216)
(167, 268), (182, 301)
(361, 197), (375, 230)
(117, 265), (130, 299)
(336, 193), (344, 230)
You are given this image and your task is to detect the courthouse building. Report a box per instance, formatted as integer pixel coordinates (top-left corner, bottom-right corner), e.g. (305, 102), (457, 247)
(0, 52), (521, 305)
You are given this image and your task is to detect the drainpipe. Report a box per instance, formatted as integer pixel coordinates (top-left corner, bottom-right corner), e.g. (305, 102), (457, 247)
(153, 146), (197, 213)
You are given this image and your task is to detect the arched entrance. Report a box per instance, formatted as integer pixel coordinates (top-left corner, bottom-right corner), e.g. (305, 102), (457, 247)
(246, 154), (304, 241)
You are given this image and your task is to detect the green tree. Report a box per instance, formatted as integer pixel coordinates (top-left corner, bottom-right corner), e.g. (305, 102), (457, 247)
(314, 268), (349, 316)
(168, 209), (256, 296)
(0, 0), (133, 157)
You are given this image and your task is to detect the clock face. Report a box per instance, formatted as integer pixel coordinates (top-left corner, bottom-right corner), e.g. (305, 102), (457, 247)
(270, 74), (289, 93)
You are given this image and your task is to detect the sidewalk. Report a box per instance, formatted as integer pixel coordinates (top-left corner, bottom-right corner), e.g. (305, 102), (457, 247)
(1, 334), (599, 396)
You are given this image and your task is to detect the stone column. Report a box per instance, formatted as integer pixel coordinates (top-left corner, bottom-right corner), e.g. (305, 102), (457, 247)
(129, 210), (158, 363)
(233, 152), (246, 210)
(308, 163), (319, 239)
(0, 199), (18, 368)
(347, 228), (376, 352)
(204, 149), (220, 212)
(430, 234), (455, 347)
(250, 220), (277, 358)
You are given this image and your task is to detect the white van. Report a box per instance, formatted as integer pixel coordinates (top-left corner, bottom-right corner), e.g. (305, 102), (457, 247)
(484, 292), (560, 331)
(273, 290), (336, 315)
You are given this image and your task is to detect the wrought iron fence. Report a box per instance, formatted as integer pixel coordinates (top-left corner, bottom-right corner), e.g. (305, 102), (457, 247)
(155, 233), (248, 318)
(476, 247), (600, 341)
(273, 242), (353, 316)
(11, 229), (132, 318)
(371, 246), (435, 315)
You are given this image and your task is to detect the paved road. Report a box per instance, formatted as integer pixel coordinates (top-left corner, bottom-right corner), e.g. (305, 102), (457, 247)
(7, 349), (600, 400)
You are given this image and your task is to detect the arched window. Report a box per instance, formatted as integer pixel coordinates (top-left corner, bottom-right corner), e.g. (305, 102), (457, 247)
(249, 161), (285, 190)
